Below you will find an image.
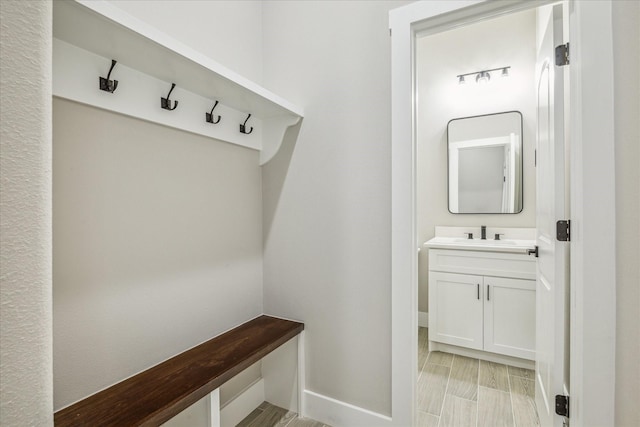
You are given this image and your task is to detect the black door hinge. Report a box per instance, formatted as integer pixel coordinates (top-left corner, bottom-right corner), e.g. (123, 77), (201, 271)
(555, 43), (570, 66)
(557, 220), (570, 241)
(555, 394), (570, 417)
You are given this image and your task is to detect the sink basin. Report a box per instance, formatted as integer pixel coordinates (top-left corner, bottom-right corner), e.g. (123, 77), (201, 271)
(424, 236), (535, 254)
(452, 238), (517, 245)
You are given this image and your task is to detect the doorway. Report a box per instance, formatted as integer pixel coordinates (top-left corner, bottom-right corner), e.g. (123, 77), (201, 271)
(415, 5), (551, 425)
(389, 1), (617, 426)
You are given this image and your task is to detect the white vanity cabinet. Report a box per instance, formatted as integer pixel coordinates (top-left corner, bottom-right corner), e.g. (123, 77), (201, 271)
(483, 276), (535, 359)
(428, 248), (536, 361)
(429, 271), (484, 350)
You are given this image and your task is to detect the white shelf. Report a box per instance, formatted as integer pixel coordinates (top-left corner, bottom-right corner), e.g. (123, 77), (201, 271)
(52, 0), (303, 165)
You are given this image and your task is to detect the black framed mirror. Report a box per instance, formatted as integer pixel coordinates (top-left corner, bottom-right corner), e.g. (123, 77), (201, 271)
(447, 111), (523, 214)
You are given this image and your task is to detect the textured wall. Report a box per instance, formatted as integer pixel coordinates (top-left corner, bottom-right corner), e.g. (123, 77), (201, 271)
(416, 10), (537, 312)
(0, 1), (53, 426)
(613, 1), (640, 425)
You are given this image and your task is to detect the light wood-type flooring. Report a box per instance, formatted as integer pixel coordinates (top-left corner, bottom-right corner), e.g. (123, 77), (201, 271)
(418, 327), (540, 427)
(236, 401), (330, 427)
(237, 328), (538, 427)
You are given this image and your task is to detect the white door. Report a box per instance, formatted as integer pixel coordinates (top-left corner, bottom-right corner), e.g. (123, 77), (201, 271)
(428, 272), (483, 350)
(535, 4), (569, 427)
(484, 277), (536, 360)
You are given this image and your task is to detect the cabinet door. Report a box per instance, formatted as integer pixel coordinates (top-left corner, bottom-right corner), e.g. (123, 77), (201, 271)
(429, 272), (483, 350)
(484, 277), (535, 360)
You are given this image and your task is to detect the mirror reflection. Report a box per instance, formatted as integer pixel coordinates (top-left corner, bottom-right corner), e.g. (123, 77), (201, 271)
(447, 111), (523, 214)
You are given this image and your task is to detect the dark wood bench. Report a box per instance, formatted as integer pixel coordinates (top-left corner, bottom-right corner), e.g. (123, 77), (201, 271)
(54, 315), (304, 426)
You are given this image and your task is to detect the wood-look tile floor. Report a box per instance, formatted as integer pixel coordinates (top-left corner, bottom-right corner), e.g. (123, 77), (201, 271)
(418, 327), (540, 427)
(236, 401), (331, 427)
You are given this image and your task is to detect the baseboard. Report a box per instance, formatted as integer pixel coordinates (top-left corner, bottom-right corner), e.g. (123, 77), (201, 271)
(418, 311), (429, 328)
(220, 378), (265, 427)
(429, 341), (534, 370)
(303, 389), (392, 427)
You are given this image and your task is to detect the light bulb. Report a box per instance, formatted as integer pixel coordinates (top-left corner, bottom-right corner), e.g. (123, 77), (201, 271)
(476, 71), (490, 84)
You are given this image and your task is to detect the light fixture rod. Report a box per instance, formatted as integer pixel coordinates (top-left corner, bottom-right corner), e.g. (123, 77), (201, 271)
(456, 66), (511, 79)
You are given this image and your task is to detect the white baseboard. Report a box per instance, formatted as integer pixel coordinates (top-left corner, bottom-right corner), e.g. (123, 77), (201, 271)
(303, 389), (392, 427)
(430, 342), (534, 370)
(220, 378), (265, 427)
(418, 311), (429, 328)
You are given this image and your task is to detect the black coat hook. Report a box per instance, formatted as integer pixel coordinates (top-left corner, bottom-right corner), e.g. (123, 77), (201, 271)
(99, 59), (118, 93)
(240, 113), (253, 134)
(161, 83), (179, 110)
(206, 100), (221, 124)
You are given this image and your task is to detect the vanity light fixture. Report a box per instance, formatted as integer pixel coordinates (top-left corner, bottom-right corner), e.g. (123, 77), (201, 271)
(456, 66), (511, 85)
(476, 71), (490, 84)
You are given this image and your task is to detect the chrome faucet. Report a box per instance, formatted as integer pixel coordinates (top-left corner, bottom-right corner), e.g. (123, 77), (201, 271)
(481, 225), (487, 240)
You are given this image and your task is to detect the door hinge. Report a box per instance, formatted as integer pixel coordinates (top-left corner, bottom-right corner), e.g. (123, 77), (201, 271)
(555, 394), (570, 417)
(555, 43), (570, 66)
(556, 220), (570, 241)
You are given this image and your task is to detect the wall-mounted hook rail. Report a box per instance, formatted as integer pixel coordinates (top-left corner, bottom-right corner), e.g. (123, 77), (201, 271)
(206, 101), (221, 124)
(161, 83), (179, 110)
(99, 59), (118, 93)
(239, 113), (253, 134)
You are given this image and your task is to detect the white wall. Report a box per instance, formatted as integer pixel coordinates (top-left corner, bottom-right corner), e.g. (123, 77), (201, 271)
(612, 2), (640, 426)
(2, 1), (637, 424)
(261, 0), (410, 416)
(416, 9), (537, 312)
(108, 0), (263, 83)
(51, 1), (266, 410)
(0, 1), (53, 425)
(52, 99), (263, 409)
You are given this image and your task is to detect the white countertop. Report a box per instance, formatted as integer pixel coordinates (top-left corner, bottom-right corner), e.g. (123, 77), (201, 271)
(423, 226), (537, 254)
(424, 236), (537, 254)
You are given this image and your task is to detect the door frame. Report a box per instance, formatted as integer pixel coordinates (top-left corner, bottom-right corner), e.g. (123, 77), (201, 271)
(389, 1), (616, 426)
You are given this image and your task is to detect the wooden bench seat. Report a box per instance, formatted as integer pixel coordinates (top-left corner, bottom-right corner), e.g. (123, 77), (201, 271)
(54, 315), (304, 427)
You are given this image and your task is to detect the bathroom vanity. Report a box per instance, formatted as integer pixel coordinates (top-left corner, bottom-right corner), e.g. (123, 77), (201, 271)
(424, 227), (537, 368)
